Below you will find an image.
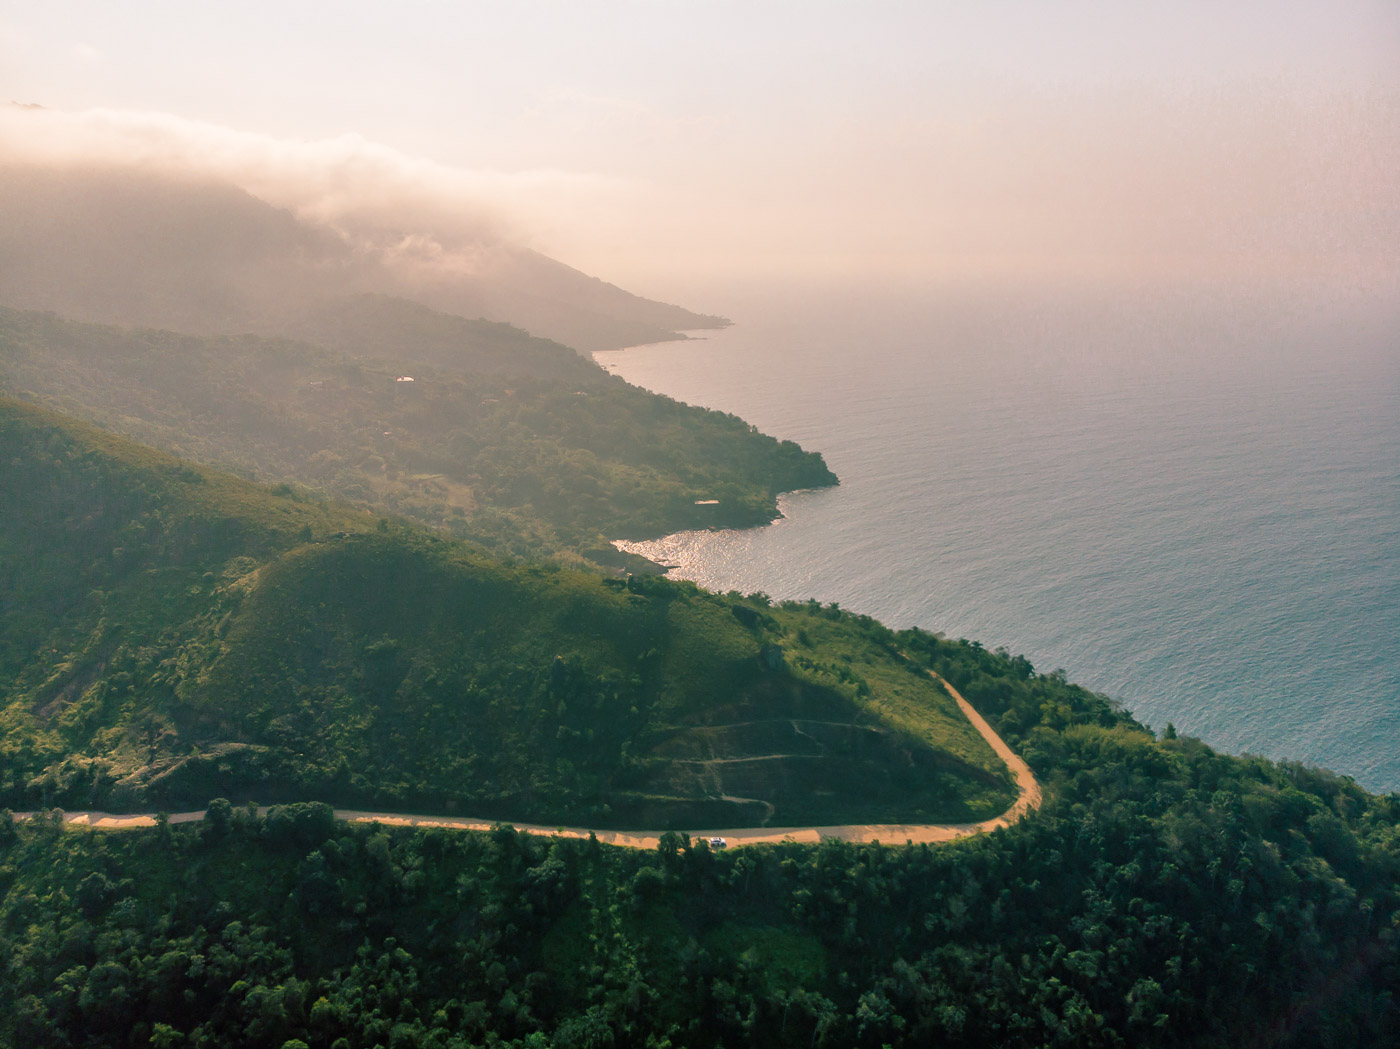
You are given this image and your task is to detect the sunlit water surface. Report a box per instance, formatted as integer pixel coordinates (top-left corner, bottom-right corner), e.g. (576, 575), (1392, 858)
(597, 282), (1400, 792)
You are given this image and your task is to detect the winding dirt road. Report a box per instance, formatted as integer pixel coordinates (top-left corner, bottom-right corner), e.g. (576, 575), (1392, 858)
(18, 674), (1040, 849)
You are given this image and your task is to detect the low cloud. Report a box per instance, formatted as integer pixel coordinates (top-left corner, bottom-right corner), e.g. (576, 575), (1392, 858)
(0, 103), (624, 263)
(0, 104), (705, 350)
(2, 91), (1394, 301)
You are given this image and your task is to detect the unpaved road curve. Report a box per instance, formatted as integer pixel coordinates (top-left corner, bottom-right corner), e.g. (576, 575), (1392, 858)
(18, 674), (1040, 849)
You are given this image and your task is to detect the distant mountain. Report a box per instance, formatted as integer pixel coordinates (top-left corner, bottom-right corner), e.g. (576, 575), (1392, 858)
(0, 397), (1011, 826)
(0, 164), (726, 352)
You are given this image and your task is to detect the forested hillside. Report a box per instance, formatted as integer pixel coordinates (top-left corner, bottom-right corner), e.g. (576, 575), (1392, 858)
(0, 304), (835, 565)
(0, 398), (1005, 827)
(3, 642), (1395, 1047)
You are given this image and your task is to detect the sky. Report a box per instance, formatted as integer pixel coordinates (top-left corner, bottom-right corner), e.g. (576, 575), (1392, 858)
(2, 1), (1398, 303)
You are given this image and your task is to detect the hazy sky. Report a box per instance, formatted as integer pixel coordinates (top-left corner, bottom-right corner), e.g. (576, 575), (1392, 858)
(3, 2), (1398, 301)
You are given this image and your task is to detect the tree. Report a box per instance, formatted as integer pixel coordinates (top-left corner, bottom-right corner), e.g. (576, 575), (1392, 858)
(202, 797), (234, 841)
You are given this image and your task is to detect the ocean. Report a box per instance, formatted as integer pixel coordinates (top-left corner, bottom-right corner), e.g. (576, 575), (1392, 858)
(597, 280), (1400, 793)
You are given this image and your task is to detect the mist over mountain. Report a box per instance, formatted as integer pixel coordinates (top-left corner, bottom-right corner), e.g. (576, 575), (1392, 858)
(0, 159), (725, 352)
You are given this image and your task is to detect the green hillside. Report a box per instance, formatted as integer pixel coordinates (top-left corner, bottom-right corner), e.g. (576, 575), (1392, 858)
(2, 649), (1395, 1048)
(0, 302), (835, 566)
(0, 398), (1009, 826)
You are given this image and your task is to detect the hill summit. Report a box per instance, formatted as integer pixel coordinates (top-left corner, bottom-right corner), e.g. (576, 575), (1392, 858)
(0, 398), (1013, 827)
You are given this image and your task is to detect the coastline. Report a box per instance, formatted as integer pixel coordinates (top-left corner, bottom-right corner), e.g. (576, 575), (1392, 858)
(609, 487), (822, 576)
(594, 333), (838, 577)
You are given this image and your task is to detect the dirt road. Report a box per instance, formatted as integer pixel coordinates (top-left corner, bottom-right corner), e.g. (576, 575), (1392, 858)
(16, 674), (1040, 849)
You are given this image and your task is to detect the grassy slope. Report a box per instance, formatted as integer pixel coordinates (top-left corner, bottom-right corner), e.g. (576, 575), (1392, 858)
(0, 301), (835, 565)
(0, 398), (1011, 827)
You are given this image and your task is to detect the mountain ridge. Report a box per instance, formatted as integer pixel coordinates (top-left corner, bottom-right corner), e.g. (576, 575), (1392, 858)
(0, 162), (727, 353)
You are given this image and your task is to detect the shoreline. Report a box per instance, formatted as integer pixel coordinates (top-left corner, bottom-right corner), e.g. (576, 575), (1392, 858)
(595, 332), (839, 577)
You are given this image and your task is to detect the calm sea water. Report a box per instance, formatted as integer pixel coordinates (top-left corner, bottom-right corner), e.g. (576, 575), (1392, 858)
(597, 281), (1400, 793)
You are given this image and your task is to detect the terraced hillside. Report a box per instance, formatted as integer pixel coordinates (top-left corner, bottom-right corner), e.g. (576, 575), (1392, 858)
(641, 717), (1000, 827)
(0, 399), (1014, 827)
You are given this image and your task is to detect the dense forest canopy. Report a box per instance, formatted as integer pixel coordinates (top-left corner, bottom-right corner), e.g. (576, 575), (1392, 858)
(3, 641), (1395, 1047)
